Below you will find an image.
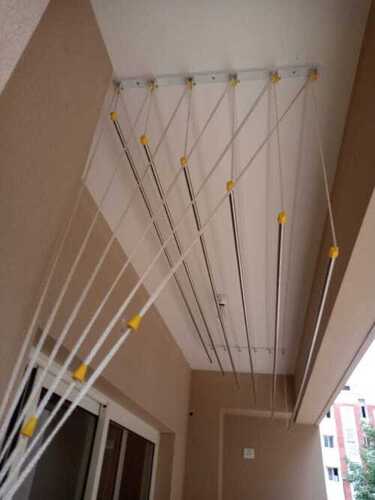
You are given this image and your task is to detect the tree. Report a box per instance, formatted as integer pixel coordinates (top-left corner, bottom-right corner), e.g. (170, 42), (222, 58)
(346, 424), (375, 499)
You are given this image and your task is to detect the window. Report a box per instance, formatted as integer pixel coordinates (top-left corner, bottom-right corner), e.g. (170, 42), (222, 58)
(98, 421), (155, 500)
(327, 467), (339, 482)
(323, 435), (334, 448)
(326, 409), (331, 419)
(360, 405), (368, 419)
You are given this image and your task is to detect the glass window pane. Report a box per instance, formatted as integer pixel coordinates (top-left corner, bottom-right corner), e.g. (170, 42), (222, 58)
(14, 391), (97, 500)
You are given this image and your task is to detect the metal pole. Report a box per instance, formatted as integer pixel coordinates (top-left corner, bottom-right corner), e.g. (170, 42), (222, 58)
(227, 185), (256, 398)
(271, 212), (286, 415)
(111, 117), (217, 367)
(182, 164), (239, 386)
(140, 137), (224, 372)
(290, 246), (339, 423)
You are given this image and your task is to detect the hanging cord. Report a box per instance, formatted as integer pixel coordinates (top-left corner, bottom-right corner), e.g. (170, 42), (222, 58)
(230, 76), (239, 179)
(0, 87), (117, 441)
(143, 81), (156, 136)
(1, 80), (308, 500)
(154, 86), (188, 158)
(272, 81), (285, 211)
(0, 90), (122, 465)
(187, 83), (230, 160)
(310, 81), (338, 247)
(183, 80), (193, 156)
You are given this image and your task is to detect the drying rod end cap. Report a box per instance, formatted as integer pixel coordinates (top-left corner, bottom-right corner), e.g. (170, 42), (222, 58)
(110, 111), (118, 121)
(72, 363), (88, 383)
(226, 179), (235, 192)
(127, 314), (142, 331)
(329, 245), (339, 259)
(20, 416), (38, 438)
(271, 71), (281, 84)
(140, 134), (149, 145)
(277, 211), (287, 224)
(180, 156), (188, 168)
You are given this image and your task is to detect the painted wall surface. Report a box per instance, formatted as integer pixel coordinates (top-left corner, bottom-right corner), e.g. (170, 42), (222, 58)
(222, 414), (326, 500)
(184, 370), (300, 500)
(0, 0), (112, 406)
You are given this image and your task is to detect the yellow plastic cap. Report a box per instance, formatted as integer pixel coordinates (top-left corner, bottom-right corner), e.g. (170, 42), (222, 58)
(128, 314), (142, 331)
(277, 211), (287, 224)
(309, 68), (319, 81)
(226, 179), (235, 192)
(110, 111), (118, 121)
(21, 416), (38, 438)
(229, 77), (239, 87)
(271, 72), (281, 84)
(72, 363), (88, 383)
(140, 134), (149, 146)
(180, 156), (188, 168)
(328, 245), (339, 259)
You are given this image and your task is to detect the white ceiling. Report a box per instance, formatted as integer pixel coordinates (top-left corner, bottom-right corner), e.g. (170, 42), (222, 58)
(88, 0), (370, 374)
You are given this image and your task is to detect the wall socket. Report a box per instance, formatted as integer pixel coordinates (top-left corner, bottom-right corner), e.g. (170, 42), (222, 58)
(243, 448), (255, 460)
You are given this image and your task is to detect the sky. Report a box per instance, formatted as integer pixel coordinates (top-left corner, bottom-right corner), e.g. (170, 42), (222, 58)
(346, 340), (375, 404)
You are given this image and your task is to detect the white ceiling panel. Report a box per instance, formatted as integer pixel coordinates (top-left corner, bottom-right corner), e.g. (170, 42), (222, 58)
(88, 0), (371, 374)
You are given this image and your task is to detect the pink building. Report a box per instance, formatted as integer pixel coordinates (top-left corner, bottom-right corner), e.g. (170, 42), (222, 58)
(321, 384), (375, 500)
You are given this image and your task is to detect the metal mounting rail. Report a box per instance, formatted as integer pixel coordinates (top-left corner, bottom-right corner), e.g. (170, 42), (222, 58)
(117, 64), (319, 89)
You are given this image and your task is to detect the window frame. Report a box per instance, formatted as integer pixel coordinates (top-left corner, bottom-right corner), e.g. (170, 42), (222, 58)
(7, 351), (159, 500)
(327, 466), (339, 482)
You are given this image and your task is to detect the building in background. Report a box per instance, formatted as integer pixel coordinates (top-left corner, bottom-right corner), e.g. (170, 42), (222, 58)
(320, 342), (375, 500)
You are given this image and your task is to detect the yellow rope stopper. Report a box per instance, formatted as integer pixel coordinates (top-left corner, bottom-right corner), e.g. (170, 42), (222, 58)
(309, 68), (319, 81)
(72, 363), (88, 383)
(128, 314), (142, 331)
(140, 134), (149, 145)
(229, 76), (240, 87)
(186, 78), (194, 91)
(226, 179), (235, 192)
(271, 71), (281, 84)
(21, 416), (38, 438)
(328, 245), (339, 259)
(180, 156), (188, 168)
(110, 111), (118, 121)
(147, 81), (157, 92)
(277, 211), (287, 224)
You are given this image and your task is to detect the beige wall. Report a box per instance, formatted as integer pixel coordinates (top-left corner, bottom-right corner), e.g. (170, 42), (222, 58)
(0, 2), (191, 499)
(223, 414), (326, 500)
(183, 370), (313, 500)
(0, 0), (112, 405)
(294, 1), (375, 421)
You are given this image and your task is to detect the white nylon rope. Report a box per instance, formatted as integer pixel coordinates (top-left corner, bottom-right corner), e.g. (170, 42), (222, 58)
(281, 86), (308, 359)
(0, 95), (124, 464)
(2, 81), (272, 488)
(187, 83), (230, 160)
(0, 90), (117, 448)
(230, 81), (238, 179)
(2, 79), (307, 499)
(0, 93), (171, 472)
(1, 78), (276, 481)
(154, 86), (188, 158)
(310, 84), (338, 247)
(0, 86), (201, 481)
(143, 85), (154, 136)
(273, 83), (285, 211)
(183, 86), (193, 157)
